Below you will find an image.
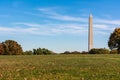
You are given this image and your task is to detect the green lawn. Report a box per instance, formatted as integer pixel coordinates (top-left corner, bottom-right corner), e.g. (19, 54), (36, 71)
(0, 54), (120, 80)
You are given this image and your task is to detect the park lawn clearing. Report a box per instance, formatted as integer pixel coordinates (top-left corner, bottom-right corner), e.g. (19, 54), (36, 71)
(0, 54), (120, 80)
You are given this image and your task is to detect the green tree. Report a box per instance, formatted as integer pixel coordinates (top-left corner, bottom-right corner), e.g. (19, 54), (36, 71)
(71, 51), (81, 54)
(110, 49), (118, 54)
(33, 48), (54, 55)
(89, 48), (109, 54)
(3, 40), (23, 55)
(108, 28), (120, 53)
(62, 51), (71, 54)
(23, 50), (33, 55)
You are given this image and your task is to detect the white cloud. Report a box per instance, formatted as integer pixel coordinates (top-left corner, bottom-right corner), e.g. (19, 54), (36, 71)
(94, 31), (109, 35)
(12, 21), (115, 36)
(14, 7), (120, 36)
(50, 24), (88, 35)
(95, 18), (120, 25)
(0, 26), (39, 35)
(0, 27), (15, 32)
(94, 24), (115, 31)
(38, 7), (120, 27)
(38, 8), (87, 22)
(13, 23), (42, 27)
(2, 23), (89, 36)
(49, 15), (87, 22)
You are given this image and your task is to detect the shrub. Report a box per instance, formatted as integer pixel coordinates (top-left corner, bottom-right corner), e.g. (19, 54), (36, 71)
(62, 51), (71, 54)
(33, 48), (54, 55)
(71, 51), (81, 54)
(23, 50), (33, 55)
(110, 49), (118, 54)
(89, 48), (110, 54)
(81, 51), (88, 54)
(61, 51), (81, 54)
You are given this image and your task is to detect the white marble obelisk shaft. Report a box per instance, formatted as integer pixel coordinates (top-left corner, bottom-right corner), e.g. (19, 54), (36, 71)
(88, 14), (93, 51)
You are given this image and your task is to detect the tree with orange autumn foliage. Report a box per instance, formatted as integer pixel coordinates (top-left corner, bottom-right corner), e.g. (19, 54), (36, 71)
(0, 40), (23, 55)
(108, 28), (120, 53)
(0, 43), (4, 55)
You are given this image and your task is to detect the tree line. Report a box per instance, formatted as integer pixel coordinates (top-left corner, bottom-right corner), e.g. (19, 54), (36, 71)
(0, 28), (120, 55)
(0, 40), (54, 55)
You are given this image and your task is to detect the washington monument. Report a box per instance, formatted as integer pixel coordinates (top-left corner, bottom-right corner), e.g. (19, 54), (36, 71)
(88, 14), (93, 51)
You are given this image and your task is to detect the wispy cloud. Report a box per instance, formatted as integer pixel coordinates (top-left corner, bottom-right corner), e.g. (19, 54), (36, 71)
(95, 18), (120, 25)
(94, 31), (109, 35)
(0, 27), (15, 32)
(14, 7), (120, 36)
(38, 7), (120, 26)
(13, 23), (42, 27)
(38, 8), (87, 22)
(49, 14), (87, 22)
(49, 24), (88, 35)
(94, 24), (115, 31)
(11, 22), (115, 36)
(0, 26), (39, 35)
(6, 23), (88, 36)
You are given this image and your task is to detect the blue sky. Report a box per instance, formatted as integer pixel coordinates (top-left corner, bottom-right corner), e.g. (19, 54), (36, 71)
(0, 0), (120, 53)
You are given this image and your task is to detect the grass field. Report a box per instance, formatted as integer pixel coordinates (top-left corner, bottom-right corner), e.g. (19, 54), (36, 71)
(0, 54), (120, 80)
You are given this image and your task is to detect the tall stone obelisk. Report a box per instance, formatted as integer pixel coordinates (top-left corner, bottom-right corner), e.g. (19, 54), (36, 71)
(88, 14), (93, 51)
